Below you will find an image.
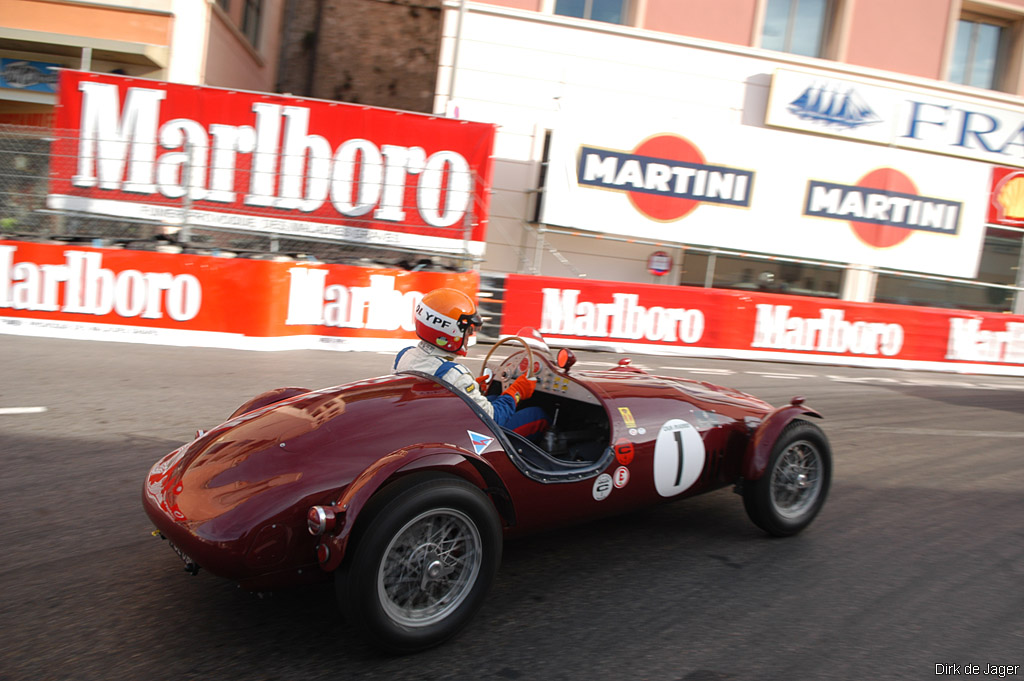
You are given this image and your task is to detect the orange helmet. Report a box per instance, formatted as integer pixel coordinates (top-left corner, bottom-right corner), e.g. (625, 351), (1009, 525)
(414, 288), (482, 356)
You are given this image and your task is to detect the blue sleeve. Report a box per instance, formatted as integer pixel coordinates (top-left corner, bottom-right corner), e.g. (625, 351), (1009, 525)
(487, 394), (517, 426)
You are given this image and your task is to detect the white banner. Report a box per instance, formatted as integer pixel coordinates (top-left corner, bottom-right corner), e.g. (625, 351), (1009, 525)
(539, 112), (989, 278)
(766, 68), (1024, 167)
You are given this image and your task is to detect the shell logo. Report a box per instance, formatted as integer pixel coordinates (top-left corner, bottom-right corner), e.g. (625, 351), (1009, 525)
(992, 170), (1024, 224)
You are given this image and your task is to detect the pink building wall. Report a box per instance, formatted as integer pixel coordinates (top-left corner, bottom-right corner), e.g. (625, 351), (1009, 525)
(480, 0), (542, 10)
(843, 0), (953, 79)
(203, 4), (282, 92)
(473, 0), (1024, 93)
(643, 0), (757, 46)
(0, 0), (281, 92)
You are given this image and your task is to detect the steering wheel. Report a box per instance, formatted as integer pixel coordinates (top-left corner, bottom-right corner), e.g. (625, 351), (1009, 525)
(480, 336), (534, 386)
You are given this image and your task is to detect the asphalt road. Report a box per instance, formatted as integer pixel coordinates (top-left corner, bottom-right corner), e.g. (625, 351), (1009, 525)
(1, 334), (1022, 681)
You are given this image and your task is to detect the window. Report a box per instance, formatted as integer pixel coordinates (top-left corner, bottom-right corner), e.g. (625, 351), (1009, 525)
(950, 17), (1006, 90)
(874, 231), (1023, 312)
(677, 249), (844, 299)
(554, 0), (628, 25)
(242, 0), (262, 48)
(761, 0), (832, 58)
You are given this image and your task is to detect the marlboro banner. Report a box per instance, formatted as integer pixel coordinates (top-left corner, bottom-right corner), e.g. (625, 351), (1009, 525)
(47, 70), (496, 256)
(500, 274), (1024, 376)
(0, 241), (477, 351)
(4, 241), (1022, 375)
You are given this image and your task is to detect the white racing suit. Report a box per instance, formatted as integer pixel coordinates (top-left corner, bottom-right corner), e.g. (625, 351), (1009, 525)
(394, 341), (520, 426)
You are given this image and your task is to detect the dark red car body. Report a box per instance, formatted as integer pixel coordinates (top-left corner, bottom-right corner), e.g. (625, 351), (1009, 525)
(143, 338), (830, 650)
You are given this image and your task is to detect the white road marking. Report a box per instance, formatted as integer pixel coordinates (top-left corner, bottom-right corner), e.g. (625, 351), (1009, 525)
(974, 382), (1024, 391)
(658, 367), (735, 375)
(470, 349), (1024, 392)
(827, 375), (903, 384)
(745, 371), (818, 379)
(0, 407), (48, 415)
(903, 378), (973, 387)
(864, 426), (1024, 439)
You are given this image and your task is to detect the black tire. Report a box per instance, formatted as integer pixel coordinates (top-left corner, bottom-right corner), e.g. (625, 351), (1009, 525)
(337, 473), (502, 653)
(743, 420), (832, 537)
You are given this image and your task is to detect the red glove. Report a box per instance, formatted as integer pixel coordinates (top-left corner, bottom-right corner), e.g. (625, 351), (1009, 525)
(475, 367), (493, 393)
(503, 375), (536, 404)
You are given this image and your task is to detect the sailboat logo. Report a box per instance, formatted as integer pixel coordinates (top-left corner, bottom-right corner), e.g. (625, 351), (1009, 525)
(788, 84), (881, 129)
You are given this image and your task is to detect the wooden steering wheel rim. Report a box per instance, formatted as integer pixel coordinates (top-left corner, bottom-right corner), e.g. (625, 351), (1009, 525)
(480, 335), (534, 381)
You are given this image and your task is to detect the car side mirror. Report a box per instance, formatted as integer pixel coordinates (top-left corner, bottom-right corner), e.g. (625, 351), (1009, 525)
(556, 347), (576, 372)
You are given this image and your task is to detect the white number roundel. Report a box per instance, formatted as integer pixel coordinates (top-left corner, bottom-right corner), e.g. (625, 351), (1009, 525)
(653, 419), (706, 497)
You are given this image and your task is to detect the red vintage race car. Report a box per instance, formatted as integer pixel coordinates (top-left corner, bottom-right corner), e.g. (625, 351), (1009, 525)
(143, 332), (832, 653)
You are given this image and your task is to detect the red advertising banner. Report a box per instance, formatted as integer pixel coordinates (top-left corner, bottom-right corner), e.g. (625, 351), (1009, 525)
(500, 274), (1024, 375)
(48, 71), (496, 255)
(0, 241), (477, 350)
(5, 243), (1021, 374)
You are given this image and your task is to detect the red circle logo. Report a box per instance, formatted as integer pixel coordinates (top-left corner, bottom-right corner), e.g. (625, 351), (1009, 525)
(849, 168), (917, 249)
(628, 135), (706, 222)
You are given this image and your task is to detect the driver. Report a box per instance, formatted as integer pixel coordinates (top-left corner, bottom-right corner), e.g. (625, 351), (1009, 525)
(395, 287), (549, 439)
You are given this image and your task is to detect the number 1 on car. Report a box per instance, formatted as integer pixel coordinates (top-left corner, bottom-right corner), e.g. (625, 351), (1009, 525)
(654, 419), (706, 497)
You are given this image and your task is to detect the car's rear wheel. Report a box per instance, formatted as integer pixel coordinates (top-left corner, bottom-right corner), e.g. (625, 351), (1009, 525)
(743, 420), (831, 537)
(337, 473), (502, 653)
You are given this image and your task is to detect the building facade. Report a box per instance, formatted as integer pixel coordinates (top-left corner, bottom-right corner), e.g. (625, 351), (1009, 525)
(420, 0), (1024, 314)
(0, 0), (285, 126)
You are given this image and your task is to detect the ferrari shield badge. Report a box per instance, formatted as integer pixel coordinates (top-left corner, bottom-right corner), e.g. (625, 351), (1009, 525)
(467, 431), (494, 455)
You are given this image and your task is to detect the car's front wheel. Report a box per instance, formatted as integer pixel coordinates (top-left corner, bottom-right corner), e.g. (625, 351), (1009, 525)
(743, 420), (831, 537)
(337, 473), (502, 653)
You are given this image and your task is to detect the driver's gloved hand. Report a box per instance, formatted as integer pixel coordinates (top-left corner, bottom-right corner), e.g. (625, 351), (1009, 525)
(503, 375), (536, 405)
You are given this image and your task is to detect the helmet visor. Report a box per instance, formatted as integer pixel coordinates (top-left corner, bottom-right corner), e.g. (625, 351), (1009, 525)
(457, 311), (483, 333)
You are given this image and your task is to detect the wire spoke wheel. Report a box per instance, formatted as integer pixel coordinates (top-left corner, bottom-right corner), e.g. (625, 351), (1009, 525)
(339, 474), (501, 653)
(378, 508), (483, 628)
(743, 420), (832, 537)
(769, 439), (823, 519)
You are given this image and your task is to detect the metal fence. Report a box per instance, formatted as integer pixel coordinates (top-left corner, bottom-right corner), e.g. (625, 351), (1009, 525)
(0, 123), (484, 271)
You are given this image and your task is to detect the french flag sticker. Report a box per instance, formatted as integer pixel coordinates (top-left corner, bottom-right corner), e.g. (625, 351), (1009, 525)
(467, 430), (494, 455)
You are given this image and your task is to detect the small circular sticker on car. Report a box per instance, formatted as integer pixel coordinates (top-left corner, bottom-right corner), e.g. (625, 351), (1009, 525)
(613, 466), (630, 488)
(653, 419), (706, 498)
(592, 473), (613, 501)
